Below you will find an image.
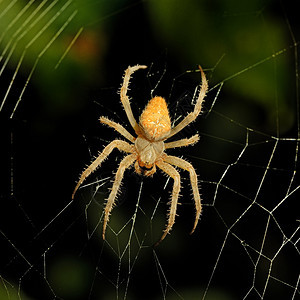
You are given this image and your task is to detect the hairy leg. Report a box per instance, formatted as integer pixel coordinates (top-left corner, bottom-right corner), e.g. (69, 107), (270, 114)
(100, 116), (136, 143)
(164, 155), (202, 234)
(167, 66), (208, 139)
(156, 160), (181, 245)
(72, 140), (134, 199)
(164, 134), (199, 149)
(102, 154), (136, 239)
(120, 65), (147, 134)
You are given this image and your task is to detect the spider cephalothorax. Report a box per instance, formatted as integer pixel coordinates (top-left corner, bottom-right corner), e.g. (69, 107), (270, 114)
(72, 64), (208, 244)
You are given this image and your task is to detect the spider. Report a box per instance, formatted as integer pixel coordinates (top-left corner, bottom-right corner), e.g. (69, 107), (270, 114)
(72, 64), (208, 245)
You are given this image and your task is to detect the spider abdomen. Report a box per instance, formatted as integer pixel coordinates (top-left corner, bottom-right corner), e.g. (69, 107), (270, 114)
(139, 96), (171, 141)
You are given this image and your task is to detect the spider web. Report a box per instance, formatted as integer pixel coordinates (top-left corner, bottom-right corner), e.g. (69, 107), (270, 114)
(0, 0), (299, 299)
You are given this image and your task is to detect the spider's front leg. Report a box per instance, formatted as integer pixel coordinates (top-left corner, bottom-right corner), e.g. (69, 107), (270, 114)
(120, 64), (147, 134)
(156, 160), (181, 245)
(167, 66), (208, 139)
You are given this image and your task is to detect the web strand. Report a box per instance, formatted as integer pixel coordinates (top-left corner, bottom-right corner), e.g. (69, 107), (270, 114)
(0, 1), (299, 299)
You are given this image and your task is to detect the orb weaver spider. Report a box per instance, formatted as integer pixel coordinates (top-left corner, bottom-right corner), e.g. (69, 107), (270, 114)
(72, 64), (208, 245)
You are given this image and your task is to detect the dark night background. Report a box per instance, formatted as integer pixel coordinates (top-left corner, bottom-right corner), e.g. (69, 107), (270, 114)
(0, 0), (299, 299)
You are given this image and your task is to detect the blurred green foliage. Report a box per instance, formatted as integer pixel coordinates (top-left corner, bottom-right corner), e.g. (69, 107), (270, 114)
(0, 278), (32, 300)
(0, 0), (295, 133)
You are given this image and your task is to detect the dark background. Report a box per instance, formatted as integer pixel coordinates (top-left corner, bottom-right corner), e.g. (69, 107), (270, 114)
(0, 0), (299, 299)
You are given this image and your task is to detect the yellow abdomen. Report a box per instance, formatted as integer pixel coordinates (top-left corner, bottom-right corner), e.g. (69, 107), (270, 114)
(139, 96), (171, 141)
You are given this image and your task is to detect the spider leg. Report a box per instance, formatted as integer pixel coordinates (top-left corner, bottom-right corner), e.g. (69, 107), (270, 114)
(164, 155), (202, 234)
(102, 153), (136, 239)
(166, 66), (208, 139)
(100, 116), (136, 143)
(155, 160), (181, 245)
(72, 140), (134, 199)
(120, 65), (147, 135)
(164, 134), (199, 149)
